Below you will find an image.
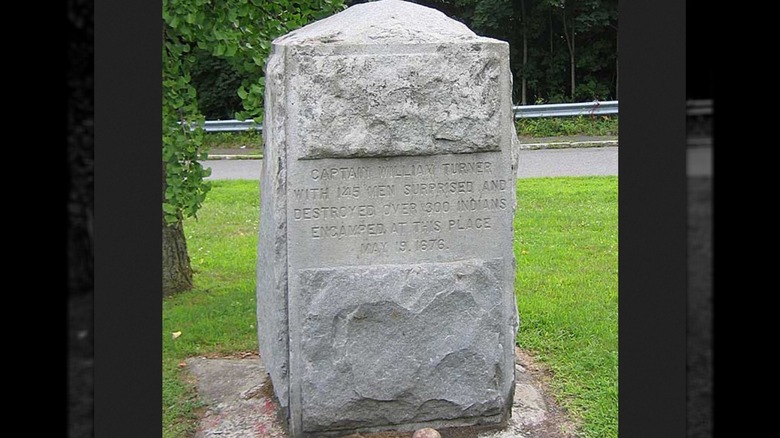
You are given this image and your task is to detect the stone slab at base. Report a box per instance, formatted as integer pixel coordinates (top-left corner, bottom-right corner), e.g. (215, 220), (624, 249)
(185, 348), (575, 438)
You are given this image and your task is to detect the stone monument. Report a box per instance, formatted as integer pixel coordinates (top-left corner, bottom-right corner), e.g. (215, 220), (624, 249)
(256, 1), (520, 436)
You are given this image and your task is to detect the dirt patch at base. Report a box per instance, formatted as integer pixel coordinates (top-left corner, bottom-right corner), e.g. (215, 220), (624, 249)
(511, 348), (579, 438)
(184, 346), (579, 438)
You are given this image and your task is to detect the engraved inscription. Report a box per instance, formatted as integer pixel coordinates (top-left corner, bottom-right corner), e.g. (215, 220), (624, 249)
(289, 155), (510, 262)
(310, 167), (371, 181)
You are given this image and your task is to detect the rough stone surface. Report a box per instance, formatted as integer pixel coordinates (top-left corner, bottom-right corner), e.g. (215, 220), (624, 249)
(256, 1), (519, 436)
(186, 357), (287, 438)
(256, 37), (291, 408)
(297, 260), (509, 432)
(274, 0), (484, 46)
(289, 46), (504, 159)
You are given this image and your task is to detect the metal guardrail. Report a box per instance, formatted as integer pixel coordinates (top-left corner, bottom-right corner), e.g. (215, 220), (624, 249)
(513, 100), (618, 119)
(201, 119), (263, 132)
(686, 99), (713, 146)
(686, 99), (713, 116)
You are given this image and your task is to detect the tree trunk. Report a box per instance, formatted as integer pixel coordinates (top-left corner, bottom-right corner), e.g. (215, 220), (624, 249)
(615, 30), (619, 99)
(570, 33), (575, 98)
(562, 7), (575, 99)
(163, 216), (193, 296)
(162, 162), (193, 297)
(549, 8), (553, 54)
(521, 0), (528, 105)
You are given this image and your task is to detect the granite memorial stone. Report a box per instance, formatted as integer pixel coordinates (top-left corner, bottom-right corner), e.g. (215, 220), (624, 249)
(256, 1), (520, 436)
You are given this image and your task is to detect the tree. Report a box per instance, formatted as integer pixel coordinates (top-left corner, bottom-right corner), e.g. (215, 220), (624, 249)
(68, 0), (95, 295)
(572, 0), (617, 101)
(545, 0), (618, 100)
(162, 25), (207, 296)
(559, 1), (576, 98)
(162, 0), (345, 296)
(189, 47), (245, 120)
(519, 0), (528, 104)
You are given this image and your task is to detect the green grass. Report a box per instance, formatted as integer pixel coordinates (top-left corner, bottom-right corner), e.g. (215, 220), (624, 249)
(162, 177), (618, 438)
(516, 115), (618, 138)
(202, 130), (263, 150)
(514, 176), (618, 437)
(162, 180), (260, 438)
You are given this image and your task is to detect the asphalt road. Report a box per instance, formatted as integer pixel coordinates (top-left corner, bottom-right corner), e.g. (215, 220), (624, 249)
(515, 146), (618, 178)
(203, 146), (622, 180)
(687, 147), (712, 177)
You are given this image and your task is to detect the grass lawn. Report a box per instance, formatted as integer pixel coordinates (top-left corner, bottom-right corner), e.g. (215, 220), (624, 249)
(163, 176), (618, 438)
(514, 177), (618, 437)
(162, 180), (261, 438)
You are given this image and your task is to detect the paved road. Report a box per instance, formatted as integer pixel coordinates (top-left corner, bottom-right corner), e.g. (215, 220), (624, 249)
(205, 159), (263, 180)
(515, 147), (618, 178)
(687, 147), (712, 177)
(203, 147), (621, 180)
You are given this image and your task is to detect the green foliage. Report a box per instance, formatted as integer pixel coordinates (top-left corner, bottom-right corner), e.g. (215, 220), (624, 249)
(164, 0), (346, 122)
(189, 47), (244, 119)
(163, 0), (346, 225)
(203, 130), (264, 150)
(403, 0), (617, 103)
(516, 115), (618, 137)
(574, 77), (611, 102)
(162, 27), (212, 225)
